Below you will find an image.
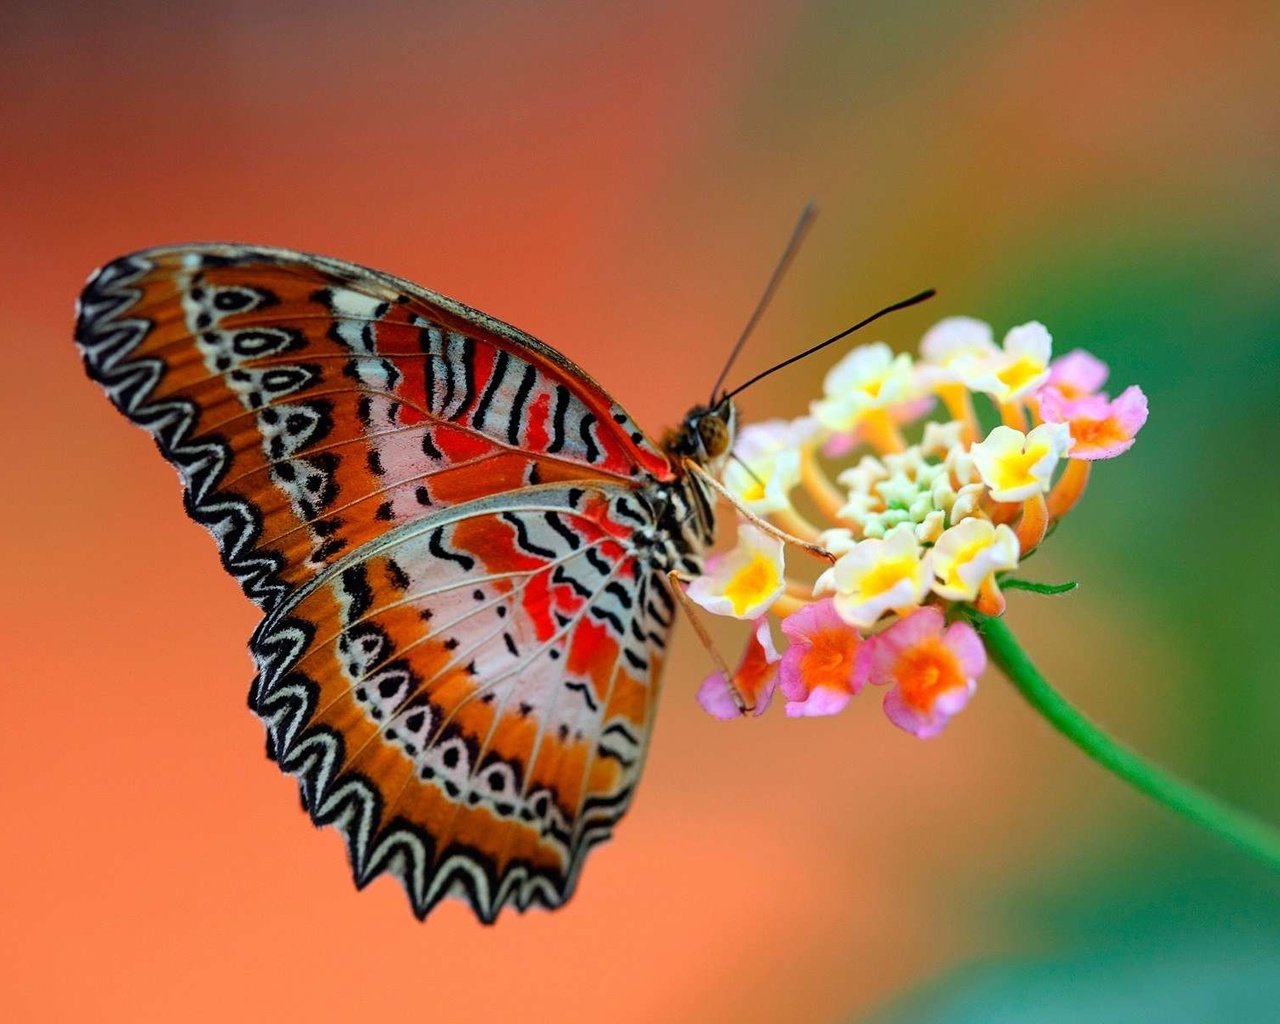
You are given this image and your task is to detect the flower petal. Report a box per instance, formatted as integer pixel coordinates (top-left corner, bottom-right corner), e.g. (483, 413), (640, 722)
(1040, 385), (1148, 460)
(866, 608), (982, 738)
(686, 523), (785, 619)
(696, 672), (742, 720)
(696, 617), (781, 719)
(1044, 349), (1109, 399)
(777, 599), (866, 710)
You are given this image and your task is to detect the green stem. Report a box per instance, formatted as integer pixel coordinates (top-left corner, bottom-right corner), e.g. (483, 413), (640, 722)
(969, 610), (1280, 871)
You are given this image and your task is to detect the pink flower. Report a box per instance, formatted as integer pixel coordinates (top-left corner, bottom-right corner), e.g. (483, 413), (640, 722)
(865, 607), (985, 738)
(1043, 349), (1109, 400)
(777, 599), (869, 717)
(696, 617), (780, 719)
(1039, 385), (1149, 460)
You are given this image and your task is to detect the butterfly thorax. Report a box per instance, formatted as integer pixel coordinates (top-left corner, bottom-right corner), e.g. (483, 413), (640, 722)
(642, 398), (737, 576)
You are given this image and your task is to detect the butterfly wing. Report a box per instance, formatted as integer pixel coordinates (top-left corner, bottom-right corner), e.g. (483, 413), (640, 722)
(76, 246), (680, 919)
(75, 245), (673, 610)
(252, 483), (674, 920)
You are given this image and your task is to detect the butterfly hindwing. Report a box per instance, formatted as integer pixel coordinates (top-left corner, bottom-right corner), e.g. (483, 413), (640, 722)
(76, 245), (687, 920)
(250, 484), (673, 919)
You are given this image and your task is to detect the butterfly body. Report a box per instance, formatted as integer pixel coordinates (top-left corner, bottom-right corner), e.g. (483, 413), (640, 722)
(76, 244), (734, 921)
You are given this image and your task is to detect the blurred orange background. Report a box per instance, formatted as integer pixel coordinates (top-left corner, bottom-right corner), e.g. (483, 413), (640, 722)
(3, 2), (1279, 1021)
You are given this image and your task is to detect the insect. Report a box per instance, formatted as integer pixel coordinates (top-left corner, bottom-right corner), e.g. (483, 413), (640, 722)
(75, 218), (929, 921)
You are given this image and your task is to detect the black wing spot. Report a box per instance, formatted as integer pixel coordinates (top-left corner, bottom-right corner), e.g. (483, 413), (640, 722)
(428, 527), (476, 571)
(565, 679), (599, 712)
(544, 511), (581, 550)
(579, 412), (600, 463)
(385, 558), (411, 590)
(502, 512), (557, 559)
(548, 386), (570, 454)
(340, 565), (373, 619)
(471, 349), (509, 430)
(508, 363), (537, 445)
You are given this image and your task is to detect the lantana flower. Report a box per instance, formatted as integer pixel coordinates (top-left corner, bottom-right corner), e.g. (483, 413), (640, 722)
(971, 322), (1054, 403)
(723, 417), (820, 514)
(814, 524), (931, 628)
(930, 519), (1020, 602)
(811, 342), (930, 454)
(697, 617), (780, 719)
(1039, 385), (1149, 461)
(865, 607), (985, 738)
(970, 422), (1072, 502)
(918, 316), (998, 388)
(1042, 348), (1109, 400)
(687, 523), (785, 619)
(777, 599), (869, 717)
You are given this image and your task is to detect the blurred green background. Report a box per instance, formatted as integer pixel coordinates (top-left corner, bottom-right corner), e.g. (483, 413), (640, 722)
(2, 1), (1277, 1020)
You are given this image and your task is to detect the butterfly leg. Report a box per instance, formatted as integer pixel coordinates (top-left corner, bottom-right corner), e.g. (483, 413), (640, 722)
(668, 569), (754, 714)
(683, 459), (836, 564)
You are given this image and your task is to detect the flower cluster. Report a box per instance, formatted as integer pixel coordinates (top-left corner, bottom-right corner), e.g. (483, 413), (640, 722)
(689, 317), (1148, 737)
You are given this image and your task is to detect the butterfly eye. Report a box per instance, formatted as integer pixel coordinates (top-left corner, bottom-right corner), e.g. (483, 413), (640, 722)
(697, 414), (731, 459)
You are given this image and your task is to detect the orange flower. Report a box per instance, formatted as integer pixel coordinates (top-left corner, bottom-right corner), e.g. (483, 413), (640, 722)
(696, 618), (780, 719)
(865, 607), (985, 738)
(777, 598), (869, 717)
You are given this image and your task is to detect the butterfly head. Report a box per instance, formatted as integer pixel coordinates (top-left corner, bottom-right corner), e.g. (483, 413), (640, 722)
(666, 396), (737, 472)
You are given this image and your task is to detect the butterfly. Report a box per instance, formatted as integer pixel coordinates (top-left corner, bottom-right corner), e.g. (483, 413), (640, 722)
(75, 244), (740, 922)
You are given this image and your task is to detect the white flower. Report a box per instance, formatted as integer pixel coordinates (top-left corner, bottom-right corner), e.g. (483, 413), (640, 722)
(918, 317), (998, 388)
(949, 482), (988, 523)
(687, 523), (785, 619)
(920, 419), (965, 457)
(970, 422), (1073, 502)
(722, 417), (820, 514)
(930, 519), (1020, 601)
(970, 322), (1054, 403)
(811, 342), (920, 434)
(814, 524), (931, 628)
(816, 527), (858, 556)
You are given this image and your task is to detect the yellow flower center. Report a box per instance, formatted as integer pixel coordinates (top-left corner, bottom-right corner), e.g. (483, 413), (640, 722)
(724, 552), (780, 616)
(993, 441), (1049, 493)
(741, 477), (767, 503)
(944, 536), (989, 590)
(860, 557), (916, 598)
(996, 357), (1043, 394)
(894, 638), (965, 710)
(1069, 414), (1127, 451)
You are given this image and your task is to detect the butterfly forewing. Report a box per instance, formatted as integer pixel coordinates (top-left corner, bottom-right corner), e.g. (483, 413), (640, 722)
(76, 246), (683, 920)
(76, 245), (672, 607)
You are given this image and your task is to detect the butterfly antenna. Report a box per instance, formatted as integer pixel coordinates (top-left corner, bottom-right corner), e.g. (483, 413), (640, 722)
(709, 201), (818, 404)
(723, 288), (936, 401)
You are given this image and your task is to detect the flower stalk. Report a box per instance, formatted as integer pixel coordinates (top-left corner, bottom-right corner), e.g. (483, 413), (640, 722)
(969, 609), (1280, 871)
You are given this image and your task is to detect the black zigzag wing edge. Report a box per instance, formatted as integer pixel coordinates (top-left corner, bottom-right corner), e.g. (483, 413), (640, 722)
(248, 606), (641, 923)
(74, 251), (291, 611)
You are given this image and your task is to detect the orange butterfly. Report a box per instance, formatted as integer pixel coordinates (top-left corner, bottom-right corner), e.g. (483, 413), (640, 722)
(76, 244), (744, 921)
